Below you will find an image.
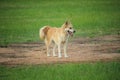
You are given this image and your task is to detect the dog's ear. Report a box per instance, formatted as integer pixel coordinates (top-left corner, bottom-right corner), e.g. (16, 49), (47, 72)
(65, 20), (71, 25)
(65, 21), (69, 25)
(62, 20), (70, 28)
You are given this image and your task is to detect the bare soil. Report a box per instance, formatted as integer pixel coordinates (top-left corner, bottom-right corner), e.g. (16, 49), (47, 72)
(0, 35), (120, 66)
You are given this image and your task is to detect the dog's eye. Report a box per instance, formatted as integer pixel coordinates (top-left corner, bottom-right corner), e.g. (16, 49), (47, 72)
(69, 27), (72, 29)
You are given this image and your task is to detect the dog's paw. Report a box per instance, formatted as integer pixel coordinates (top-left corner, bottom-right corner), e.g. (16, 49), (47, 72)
(53, 55), (57, 57)
(64, 55), (69, 58)
(58, 55), (62, 58)
(53, 53), (57, 57)
(47, 54), (50, 57)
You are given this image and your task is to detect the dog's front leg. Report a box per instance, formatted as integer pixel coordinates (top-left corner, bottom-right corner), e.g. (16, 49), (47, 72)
(64, 42), (68, 58)
(58, 44), (62, 58)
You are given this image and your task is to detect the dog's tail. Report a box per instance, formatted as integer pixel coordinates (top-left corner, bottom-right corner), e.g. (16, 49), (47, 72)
(39, 26), (50, 40)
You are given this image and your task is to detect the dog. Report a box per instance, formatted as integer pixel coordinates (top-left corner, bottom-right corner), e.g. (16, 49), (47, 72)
(39, 21), (75, 58)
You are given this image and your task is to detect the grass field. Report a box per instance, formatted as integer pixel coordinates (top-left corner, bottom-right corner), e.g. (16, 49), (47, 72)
(0, 62), (120, 80)
(0, 0), (120, 80)
(0, 0), (120, 46)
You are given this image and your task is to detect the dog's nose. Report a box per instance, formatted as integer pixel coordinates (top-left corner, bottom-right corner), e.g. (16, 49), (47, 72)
(73, 30), (76, 33)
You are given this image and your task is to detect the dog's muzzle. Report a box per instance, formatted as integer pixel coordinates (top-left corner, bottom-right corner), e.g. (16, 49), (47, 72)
(67, 30), (75, 36)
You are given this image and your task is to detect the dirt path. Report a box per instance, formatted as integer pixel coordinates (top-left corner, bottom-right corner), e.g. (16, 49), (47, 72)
(0, 35), (120, 66)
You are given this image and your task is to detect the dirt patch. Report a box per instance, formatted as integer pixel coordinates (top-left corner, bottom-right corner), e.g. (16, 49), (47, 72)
(0, 35), (120, 66)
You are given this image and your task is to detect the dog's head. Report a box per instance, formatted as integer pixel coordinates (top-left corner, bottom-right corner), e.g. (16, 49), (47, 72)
(62, 21), (76, 36)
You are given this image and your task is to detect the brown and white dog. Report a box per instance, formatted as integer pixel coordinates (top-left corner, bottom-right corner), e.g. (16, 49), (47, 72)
(39, 21), (75, 58)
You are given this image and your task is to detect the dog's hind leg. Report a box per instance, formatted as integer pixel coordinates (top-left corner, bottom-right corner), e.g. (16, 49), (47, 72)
(53, 44), (57, 57)
(45, 39), (51, 57)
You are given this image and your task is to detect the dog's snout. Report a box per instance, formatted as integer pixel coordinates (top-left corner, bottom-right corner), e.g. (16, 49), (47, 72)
(73, 30), (76, 33)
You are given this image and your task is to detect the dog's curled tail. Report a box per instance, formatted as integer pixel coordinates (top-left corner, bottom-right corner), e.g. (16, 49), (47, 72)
(39, 26), (50, 40)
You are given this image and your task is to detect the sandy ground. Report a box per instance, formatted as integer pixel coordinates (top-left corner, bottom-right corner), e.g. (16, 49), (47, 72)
(0, 35), (120, 66)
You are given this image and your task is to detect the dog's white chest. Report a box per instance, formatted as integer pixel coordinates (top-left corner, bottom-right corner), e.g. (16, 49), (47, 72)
(61, 35), (69, 43)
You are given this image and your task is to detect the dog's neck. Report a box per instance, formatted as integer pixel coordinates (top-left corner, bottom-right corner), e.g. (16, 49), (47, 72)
(61, 25), (69, 37)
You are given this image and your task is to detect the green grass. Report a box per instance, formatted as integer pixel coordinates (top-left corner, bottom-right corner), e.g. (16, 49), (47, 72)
(0, 62), (120, 80)
(0, 1), (120, 79)
(0, 0), (120, 46)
